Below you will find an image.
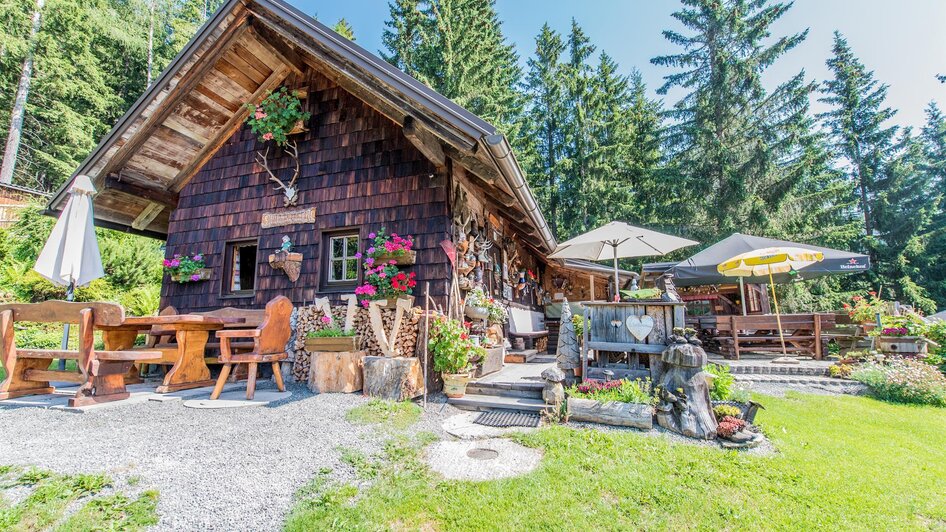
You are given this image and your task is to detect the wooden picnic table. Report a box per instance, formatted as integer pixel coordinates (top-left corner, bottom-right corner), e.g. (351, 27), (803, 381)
(695, 313), (836, 360)
(98, 315), (245, 393)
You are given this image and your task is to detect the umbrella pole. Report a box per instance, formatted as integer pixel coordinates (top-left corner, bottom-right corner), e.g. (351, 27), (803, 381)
(612, 243), (619, 302)
(768, 266), (787, 356)
(739, 277), (747, 316)
(59, 280), (75, 370)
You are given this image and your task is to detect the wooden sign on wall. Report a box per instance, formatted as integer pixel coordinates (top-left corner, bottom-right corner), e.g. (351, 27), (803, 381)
(260, 207), (317, 229)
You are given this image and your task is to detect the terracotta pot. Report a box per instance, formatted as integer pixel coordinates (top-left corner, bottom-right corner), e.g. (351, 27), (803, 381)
(442, 372), (470, 398)
(374, 250), (416, 266)
(171, 268), (211, 282)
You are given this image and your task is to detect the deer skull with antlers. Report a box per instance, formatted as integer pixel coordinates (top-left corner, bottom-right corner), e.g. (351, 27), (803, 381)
(256, 141), (301, 207)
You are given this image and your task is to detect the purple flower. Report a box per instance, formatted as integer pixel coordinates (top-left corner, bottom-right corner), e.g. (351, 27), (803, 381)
(368, 232), (376, 239)
(190, 274), (200, 281)
(367, 247), (375, 254)
(193, 254), (203, 261)
(365, 258), (374, 266)
(354, 252), (362, 259)
(170, 259), (181, 268)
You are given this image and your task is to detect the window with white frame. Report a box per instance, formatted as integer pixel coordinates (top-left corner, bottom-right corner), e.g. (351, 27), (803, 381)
(327, 233), (359, 284)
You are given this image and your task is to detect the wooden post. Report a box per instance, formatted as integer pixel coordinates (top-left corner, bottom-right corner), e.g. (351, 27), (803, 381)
(814, 313), (823, 360)
(730, 315), (740, 360)
(423, 282), (430, 408)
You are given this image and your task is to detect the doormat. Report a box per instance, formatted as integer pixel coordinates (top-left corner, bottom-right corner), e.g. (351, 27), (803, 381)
(473, 410), (541, 428)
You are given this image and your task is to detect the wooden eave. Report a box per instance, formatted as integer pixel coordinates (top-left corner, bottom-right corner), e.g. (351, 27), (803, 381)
(47, 0), (556, 253)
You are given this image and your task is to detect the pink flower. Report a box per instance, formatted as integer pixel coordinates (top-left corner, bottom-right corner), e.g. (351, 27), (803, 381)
(365, 258), (375, 266)
(262, 132), (273, 141)
(255, 110), (267, 120)
(379, 272), (386, 279)
(367, 247), (375, 254)
(170, 259), (180, 268)
(163, 259), (171, 267)
(361, 299), (370, 308)
(321, 315), (332, 324)
(389, 260), (397, 265)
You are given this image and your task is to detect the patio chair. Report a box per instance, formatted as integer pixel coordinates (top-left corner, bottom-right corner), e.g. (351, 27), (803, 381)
(210, 296), (292, 400)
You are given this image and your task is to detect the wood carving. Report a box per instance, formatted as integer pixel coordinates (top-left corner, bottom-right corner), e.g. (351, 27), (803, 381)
(256, 141), (301, 206)
(368, 298), (412, 357)
(260, 207), (316, 228)
(340, 294), (358, 333)
(313, 297), (335, 328)
(268, 251), (303, 282)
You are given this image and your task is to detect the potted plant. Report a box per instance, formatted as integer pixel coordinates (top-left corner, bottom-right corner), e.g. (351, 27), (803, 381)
(305, 316), (359, 352)
(429, 316), (483, 398)
(244, 87), (311, 206)
(463, 287), (490, 320)
(163, 253), (210, 283)
(366, 227), (415, 265)
(565, 378), (656, 429)
(705, 363), (762, 423)
(355, 258), (417, 309)
(843, 291), (887, 331)
(874, 317), (929, 357)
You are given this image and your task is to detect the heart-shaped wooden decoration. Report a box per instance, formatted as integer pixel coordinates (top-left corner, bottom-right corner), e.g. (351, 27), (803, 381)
(626, 315), (655, 341)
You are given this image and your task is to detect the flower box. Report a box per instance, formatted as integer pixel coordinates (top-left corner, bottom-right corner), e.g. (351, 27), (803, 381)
(374, 295), (415, 309)
(567, 397), (653, 429)
(170, 268), (211, 283)
(374, 250), (416, 266)
(305, 336), (359, 353)
(876, 336), (928, 357)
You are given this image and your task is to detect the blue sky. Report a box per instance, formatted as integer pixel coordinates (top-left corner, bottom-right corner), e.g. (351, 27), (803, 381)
(298, 0), (946, 129)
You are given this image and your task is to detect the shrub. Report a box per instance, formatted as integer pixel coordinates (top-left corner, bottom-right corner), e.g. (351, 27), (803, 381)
(851, 357), (946, 407)
(705, 363), (735, 401)
(566, 378), (656, 405)
(828, 364), (853, 379)
(843, 292), (887, 324)
(713, 404), (742, 419)
(119, 284), (161, 316)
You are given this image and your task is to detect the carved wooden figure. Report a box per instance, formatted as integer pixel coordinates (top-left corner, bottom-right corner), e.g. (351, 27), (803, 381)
(368, 298), (412, 357)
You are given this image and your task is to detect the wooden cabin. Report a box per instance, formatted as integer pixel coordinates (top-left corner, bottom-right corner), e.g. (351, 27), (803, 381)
(0, 183), (48, 229)
(46, 0), (604, 326)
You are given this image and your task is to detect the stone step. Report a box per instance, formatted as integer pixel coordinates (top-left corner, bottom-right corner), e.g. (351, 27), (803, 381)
(530, 355), (557, 364)
(466, 381), (543, 400)
(722, 365), (829, 376)
(447, 393), (549, 413)
(734, 374), (858, 386)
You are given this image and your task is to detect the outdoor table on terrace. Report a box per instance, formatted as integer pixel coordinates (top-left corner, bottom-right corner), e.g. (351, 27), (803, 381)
(98, 315), (245, 393)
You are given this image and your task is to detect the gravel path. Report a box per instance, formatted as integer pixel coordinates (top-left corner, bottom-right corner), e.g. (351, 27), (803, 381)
(0, 382), (459, 531)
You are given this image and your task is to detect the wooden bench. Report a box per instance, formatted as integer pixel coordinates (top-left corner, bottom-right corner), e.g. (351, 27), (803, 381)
(211, 296), (292, 400)
(0, 301), (160, 406)
(508, 307), (548, 352)
(707, 313), (836, 359)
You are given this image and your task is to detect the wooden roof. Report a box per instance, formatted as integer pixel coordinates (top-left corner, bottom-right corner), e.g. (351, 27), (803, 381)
(47, 0), (555, 252)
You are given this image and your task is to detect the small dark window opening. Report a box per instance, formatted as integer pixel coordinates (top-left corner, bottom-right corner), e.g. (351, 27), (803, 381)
(225, 241), (258, 296)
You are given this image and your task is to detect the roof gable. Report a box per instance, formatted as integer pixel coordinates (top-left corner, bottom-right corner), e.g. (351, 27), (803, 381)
(47, 0), (554, 252)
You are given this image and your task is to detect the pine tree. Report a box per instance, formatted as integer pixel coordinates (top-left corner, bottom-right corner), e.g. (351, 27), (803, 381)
(918, 103), (946, 307)
(380, 0), (431, 81)
(558, 20), (595, 237)
(332, 18), (355, 41)
(522, 23), (565, 236)
(651, 0), (812, 241)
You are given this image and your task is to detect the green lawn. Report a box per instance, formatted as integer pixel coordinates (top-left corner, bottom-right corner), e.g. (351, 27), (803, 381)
(286, 393), (946, 530)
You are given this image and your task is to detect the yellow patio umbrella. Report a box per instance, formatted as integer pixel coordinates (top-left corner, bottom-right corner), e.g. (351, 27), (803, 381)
(717, 247), (824, 355)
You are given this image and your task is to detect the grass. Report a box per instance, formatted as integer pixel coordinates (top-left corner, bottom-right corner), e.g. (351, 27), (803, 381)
(0, 467), (158, 531)
(345, 399), (422, 430)
(286, 392), (946, 531)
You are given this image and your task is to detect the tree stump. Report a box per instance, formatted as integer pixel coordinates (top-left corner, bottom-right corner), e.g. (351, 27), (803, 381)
(362, 356), (424, 401)
(555, 299), (580, 384)
(308, 350), (365, 393)
(655, 338), (717, 440)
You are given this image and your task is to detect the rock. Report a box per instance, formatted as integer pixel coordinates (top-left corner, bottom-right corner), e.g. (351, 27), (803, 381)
(541, 366), (565, 383)
(772, 356), (801, 365)
(542, 382), (565, 405)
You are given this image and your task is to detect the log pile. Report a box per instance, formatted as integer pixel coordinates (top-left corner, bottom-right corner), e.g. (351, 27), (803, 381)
(291, 304), (422, 383)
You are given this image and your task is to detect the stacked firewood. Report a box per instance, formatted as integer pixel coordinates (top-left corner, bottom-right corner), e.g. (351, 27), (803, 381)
(291, 304), (422, 383)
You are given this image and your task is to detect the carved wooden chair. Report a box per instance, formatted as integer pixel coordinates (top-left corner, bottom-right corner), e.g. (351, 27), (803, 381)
(210, 296), (292, 400)
(0, 301), (160, 407)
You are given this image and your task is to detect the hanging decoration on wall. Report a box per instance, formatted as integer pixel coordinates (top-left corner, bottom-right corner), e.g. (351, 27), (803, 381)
(244, 87), (311, 207)
(268, 236), (303, 282)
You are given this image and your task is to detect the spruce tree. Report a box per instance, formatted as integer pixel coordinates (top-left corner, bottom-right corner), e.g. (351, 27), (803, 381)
(332, 18), (355, 41)
(380, 0), (430, 80)
(651, 0), (812, 240)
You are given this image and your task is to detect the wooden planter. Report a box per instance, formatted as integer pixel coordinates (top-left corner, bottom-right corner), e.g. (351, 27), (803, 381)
(308, 350), (365, 393)
(170, 268), (211, 282)
(305, 335), (359, 352)
(473, 347), (504, 378)
(269, 251), (303, 282)
(567, 397), (653, 429)
(375, 295), (415, 309)
(877, 336), (928, 356)
(373, 250), (416, 266)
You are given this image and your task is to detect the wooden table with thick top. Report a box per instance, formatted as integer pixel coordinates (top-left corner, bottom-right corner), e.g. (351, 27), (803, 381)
(99, 315), (245, 393)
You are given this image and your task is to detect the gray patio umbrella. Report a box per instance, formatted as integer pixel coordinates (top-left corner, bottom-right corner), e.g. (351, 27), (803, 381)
(549, 222), (698, 300)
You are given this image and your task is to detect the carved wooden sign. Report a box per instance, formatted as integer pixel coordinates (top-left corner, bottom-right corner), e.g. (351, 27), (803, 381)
(340, 294), (358, 333)
(260, 207), (316, 229)
(368, 298), (412, 357)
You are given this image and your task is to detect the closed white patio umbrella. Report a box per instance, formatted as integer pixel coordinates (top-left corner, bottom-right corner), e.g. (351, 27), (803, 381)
(33, 175), (105, 365)
(549, 222), (698, 299)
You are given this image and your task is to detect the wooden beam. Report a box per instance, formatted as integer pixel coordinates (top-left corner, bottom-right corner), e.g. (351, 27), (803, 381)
(103, 176), (180, 208)
(96, 17), (250, 182)
(131, 202), (164, 231)
(245, 24), (305, 75)
(403, 116), (446, 169)
(169, 65), (292, 192)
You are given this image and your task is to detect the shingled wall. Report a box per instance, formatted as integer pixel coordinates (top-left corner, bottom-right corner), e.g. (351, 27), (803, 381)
(162, 68), (451, 313)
